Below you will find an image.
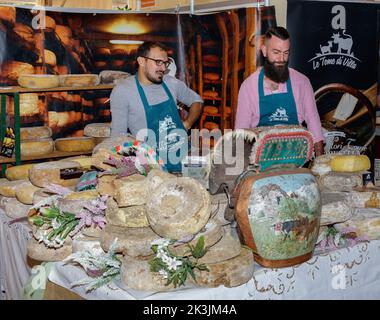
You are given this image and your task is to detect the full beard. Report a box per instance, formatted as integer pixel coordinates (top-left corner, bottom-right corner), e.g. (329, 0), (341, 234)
(263, 58), (289, 83)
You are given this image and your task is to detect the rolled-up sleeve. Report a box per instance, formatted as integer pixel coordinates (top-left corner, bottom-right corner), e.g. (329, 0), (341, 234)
(300, 78), (325, 143)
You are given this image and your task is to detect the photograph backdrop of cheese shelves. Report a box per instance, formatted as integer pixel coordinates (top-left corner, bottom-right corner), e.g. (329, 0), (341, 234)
(0, 84), (114, 174)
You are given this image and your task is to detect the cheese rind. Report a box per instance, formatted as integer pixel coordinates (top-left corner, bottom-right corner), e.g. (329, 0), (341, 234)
(5, 164), (34, 180)
(330, 155), (371, 172)
(21, 138), (54, 157)
(55, 137), (96, 152)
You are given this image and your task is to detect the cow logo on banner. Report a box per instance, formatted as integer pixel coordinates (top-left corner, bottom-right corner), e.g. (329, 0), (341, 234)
(308, 5), (361, 71)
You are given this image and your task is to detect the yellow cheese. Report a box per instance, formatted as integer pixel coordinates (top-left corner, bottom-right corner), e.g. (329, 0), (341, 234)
(0, 179), (30, 197)
(18, 74), (59, 89)
(330, 155), (371, 172)
(64, 190), (99, 200)
(20, 126), (52, 140)
(54, 137), (96, 152)
(58, 74), (99, 87)
(84, 123), (110, 138)
(63, 156), (93, 170)
(21, 138), (54, 157)
(5, 163), (35, 180)
(16, 182), (41, 204)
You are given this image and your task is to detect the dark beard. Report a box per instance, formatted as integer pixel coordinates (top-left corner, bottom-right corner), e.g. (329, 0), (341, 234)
(263, 58), (289, 83)
(147, 72), (164, 84)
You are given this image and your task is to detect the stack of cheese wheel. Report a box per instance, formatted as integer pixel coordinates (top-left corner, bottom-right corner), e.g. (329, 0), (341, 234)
(19, 126), (54, 157)
(93, 47), (111, 70)
(13, 23), (35, 44)
(7, 93), (40, 116)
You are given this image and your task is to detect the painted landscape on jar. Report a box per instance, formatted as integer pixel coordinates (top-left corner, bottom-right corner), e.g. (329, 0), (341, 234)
(248, 173), (321, 260)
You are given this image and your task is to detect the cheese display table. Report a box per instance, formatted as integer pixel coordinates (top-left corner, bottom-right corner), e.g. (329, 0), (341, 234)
(46, 238), (380, 300)
(0, 208), (32, 300)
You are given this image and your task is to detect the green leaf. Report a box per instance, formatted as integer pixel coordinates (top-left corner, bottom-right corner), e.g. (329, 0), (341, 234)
(192, 235), (207, 259)
(29, 216), (45, 226)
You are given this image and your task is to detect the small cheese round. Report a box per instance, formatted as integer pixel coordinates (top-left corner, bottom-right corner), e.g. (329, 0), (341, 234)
(54, 137), (96, 152)
(5, 163), (35, 180)
(21, 138), (54, 157)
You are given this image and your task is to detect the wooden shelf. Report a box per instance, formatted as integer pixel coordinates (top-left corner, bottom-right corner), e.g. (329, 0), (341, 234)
(0, 84), (114, 94)
(0, 150), (93, 164)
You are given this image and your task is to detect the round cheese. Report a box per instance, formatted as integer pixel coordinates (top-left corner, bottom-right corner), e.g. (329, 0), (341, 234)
(146, 177), (211, 239)
(1, 61), (34, 82)
(15, 182), (41, 204)
(27, 237), (72, 262)
(58, 74), (99, 87)
(0, 179), (30, 197)
(204, 106), (219, 114)
(5, 197), (32, 219)
(54, 137), (96, 152)
(330, 155), (371, 173)
(84, 123), (110, 138)
(18, 74), (59, 89)
(21, 138), (54, 157)
(20, 126), (52, 140)
(29, 160), (82, 187)
(5, 163), (35, 180)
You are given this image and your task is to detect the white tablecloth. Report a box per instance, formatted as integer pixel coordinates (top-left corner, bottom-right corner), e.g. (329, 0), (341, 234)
(0, 208), (32, 300)
(48, 240), (380, 300)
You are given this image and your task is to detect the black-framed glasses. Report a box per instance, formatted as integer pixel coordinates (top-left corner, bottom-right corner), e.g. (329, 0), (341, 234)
(142, 56), (170, 68)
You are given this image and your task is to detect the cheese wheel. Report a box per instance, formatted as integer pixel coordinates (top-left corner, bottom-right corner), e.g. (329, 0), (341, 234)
(204, 106), (219, 114)
(0, 179), (30, 197)
(27, 237), (72, 262)
(330, 155), (371, 172)
(100, 224), (161, 256)
(146, 177), (211, 239)
(115, 176), (149, 207)
(58, 74), (99, 87)
(146, 169), (176, 194)
(5, 163), (35, 181)
(54, 137), (96, 152)
(20, 126), (52, 140)
(1, 61), (34, 82)
(21, 138), (54, 157)
(29, 160), (82, 187)
(204, 72), (220, 81)
(84, 123), (110, 138)
(15, 182), (41, 205)
(203, 90), (219, 98)
(56, 112), (70, 127)
(5, 197), (32, 219)
(48, 111), (59, 128)
(36, 50), (57, 66)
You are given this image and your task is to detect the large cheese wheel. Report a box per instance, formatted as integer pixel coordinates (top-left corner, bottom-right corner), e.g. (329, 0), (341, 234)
(0, 6), (16, 25)
(20, 126), (52, 141)
(330, 155), (371, 173)
(146, 169), (176, 194)
(54, 137), (96, 152)
(63, 155), (93, 169)
(15, 182), (41, 205)
(190, 247), (254, 288)
(1, 61), (34, 82)
(100, 224), (161, 256)
(13, 23), (34, 43)
(29, 160), (82, 187)
(5, 163), (35, 181)
(18, 74), (59, 89)
(21, 138), (54, 157)
(5, 197), (32, 219)
(146, 177), (211, 239)
(0, 179), (30, 197)
(120, 254), (175, 291)
(197, 226), (241, 264)
(58, 74), (99, 87)
(319, 172), (363, 192)
(84, 123), (110, 138)
(27, 237), (72, 262)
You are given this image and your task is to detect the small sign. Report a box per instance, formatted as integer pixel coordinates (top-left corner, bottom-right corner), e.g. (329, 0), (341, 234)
(60, 167), (85, 180)
(362, 171), (374, 187)
(1, 127), (15, 158)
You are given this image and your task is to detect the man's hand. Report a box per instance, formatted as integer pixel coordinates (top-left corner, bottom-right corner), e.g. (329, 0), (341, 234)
(182, 102), (203, 131)
(314, 141), (324, 157)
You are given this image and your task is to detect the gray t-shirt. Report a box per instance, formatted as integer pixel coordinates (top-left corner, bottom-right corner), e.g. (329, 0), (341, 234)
(110, 75), (203, 136)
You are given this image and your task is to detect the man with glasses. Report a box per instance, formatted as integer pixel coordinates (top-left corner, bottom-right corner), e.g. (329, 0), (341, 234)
(110, 41), (203, 172)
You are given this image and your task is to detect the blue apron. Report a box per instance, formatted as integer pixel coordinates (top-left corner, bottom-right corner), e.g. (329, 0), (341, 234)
(135, 75), (187, 173)
(257, 69), (299, 126)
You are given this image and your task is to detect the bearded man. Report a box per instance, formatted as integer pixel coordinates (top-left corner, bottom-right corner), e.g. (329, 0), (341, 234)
(235, 27), (324, 156)
(110, 41), (203, 172)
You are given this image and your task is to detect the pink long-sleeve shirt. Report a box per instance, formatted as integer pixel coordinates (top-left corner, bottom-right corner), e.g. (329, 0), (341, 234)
(235, 67), (324, 143)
